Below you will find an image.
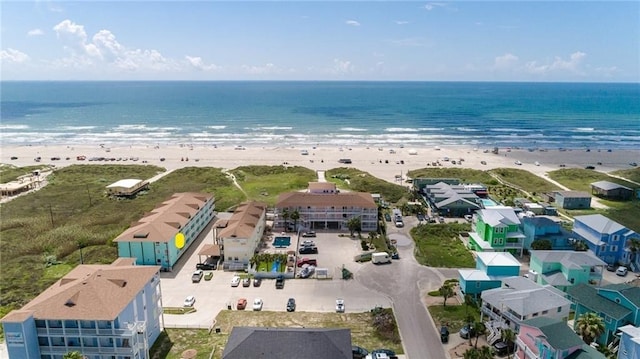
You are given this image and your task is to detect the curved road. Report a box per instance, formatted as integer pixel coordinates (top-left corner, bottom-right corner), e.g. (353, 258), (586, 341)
(356, 229), (452, 359)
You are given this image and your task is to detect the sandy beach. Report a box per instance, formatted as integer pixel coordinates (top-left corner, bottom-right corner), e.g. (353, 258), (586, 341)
(3, 144), (638, 187)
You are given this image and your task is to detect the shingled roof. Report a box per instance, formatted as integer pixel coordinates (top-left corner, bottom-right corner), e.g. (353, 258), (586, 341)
(567, 283), (631, 320)
(217, 201), (267, 239)
(276, 191), (376, 208)
(522, 317), (584, 350)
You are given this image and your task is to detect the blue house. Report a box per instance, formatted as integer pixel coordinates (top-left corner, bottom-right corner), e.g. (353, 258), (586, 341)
(458, 252), (521, 299)
(1, 258), (163, 359)
(114, 192), (215, 271)
(522, 217), (572, 250)
(567, 283), (640, 346)
(617, 325), (640, 359)
(572, 214), (639, 269)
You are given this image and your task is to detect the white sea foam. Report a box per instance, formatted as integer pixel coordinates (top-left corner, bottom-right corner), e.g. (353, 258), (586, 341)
(456, 127), (481, 132)
(0, 124), (30, 130)
(573, 127), (595, 132)
(384, 127), (420, 132)
(61, 126), (97, 130)
(490, 128), (535, 132)
(340, 127), (368, 132)
(207, 125), (227, 130)
(252, 126), (293, 131)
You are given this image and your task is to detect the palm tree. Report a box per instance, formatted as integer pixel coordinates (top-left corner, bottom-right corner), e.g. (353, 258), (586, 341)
(63, 352), (84, 359)
(347, 217), (362, 237)
(575, 312), (605, 345)
(281, 208), (290, 231)
(290, 209), (300, 232)
(473, 321), (486, 349)
(501, 328), (516, 359)
(439, 283), (454, 307)
(463, 348), (480, 359)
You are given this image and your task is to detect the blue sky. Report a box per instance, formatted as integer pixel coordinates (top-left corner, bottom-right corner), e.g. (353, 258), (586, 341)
(1, 1), (638, 81)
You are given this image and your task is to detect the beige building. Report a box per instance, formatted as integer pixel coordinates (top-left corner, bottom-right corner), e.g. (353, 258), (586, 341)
(106, 178), (149, 197)
(275, 182), (378, 232)
(217, 201), (267, 270)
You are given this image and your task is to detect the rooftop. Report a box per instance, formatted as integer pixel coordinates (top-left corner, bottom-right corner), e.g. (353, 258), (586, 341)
(476, 251), (521, 267)
(555, 190), (591, 198)
(522, 317), (585, 350)
(218, 201), (267, 239)
(591, 181), (632, 191)
(276, 191), (376, 209)
(567, 283), (631, 320)
(106, 178), (144, 189)
(531, 250), (606, 270)
(574, 214), (626, 235)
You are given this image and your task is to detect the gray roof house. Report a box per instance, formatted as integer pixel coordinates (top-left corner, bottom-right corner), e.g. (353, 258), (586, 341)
(222, 327), (352, 359)
(572, 214), (639, 268)
(554, 191), (591, 209)
(591, 181), (634, 200)
(480, 276), (572, 331)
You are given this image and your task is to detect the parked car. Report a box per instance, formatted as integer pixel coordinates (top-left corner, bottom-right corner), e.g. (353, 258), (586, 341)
(231, 276), (241, 287)
(492, 340), (515, 356)
(616, 266), (629, 277)
(371, 349), (397, 359)
(606, 263), (617, 272)
(253, 278), (262, 287)
(241, 278), (249, 287)
(191, 270), (204, 283)
(301, 231), (316, 237)
(297, 258), (318, 267)
(384, 213), (392, 222)
(299, 265), (316, 279)
(585, 165), (595, 170)
(336, 298), (345, 313)
(275, 276), (285, 289)
(286, 298), (296, 312)
(301, 239), (316, 246)
(183, 295), (196, 307)
(417, 213), (425, 221)
(196, 260), (217, 270)
(440, 326), (449, 343)
(352, 345), (369, 359)
(459, 324), (476, 339)
(299, 246), (318, 254)
(252, 298), (263, 311)
(237, 298), (247, 310)
(10, 156), (18, 160)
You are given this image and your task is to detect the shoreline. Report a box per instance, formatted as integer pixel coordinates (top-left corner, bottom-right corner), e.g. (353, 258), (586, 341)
(3, 144), (638, 187)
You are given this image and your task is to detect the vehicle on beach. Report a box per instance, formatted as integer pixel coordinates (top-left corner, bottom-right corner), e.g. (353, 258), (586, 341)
(286, 298), (296, 312)
(480, 160), (487, 165)
(514, 160), (522, 165)
(534, 161), (540, 166)
(10, 156), (18, 160)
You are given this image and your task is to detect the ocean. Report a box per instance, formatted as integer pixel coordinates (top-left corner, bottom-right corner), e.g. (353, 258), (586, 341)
(1, 81), (639, 149)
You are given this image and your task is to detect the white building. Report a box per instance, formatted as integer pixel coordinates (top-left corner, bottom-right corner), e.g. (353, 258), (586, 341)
(217, 201), (267, 270)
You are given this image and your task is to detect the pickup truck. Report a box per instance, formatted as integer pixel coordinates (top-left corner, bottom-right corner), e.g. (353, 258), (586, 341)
(296, 258), (318, 267)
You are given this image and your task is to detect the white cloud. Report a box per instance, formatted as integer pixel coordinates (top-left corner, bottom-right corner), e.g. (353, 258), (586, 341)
(526, 51), (587, 75)
(186, 56), (219, 71)
(27, 29), (44, 36)
(493, 53), (519, 70)
(1, 48), (30, 63)
(333, 58), (353, 74)
(345, 20), (360, 26)
(424, 3), (445, 11)
(54, 19), (87, 42)
(395, 21), (409, 25)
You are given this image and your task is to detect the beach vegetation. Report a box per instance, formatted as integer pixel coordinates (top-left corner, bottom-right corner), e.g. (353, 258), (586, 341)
(548, 168), (636, 193)
(428, 302), (482, 334)
(612, 168), (640, 183)
(488, 168), (561, 194)
(0, 164), (54, 183)
(326, 167), (409, 203)
(411, 223), (475, 268)
(230, 165), (316, 206)
(407, 168), (495, 184)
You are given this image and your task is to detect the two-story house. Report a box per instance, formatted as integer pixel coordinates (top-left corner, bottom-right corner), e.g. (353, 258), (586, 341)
(217, 201), (267, 270)
(617, 325), (640, 359)
(522, 217), (572, 250)
(528, 250), (605, 292)
(480, 276), (571, 332)
(275, 182), (377, 232)
(567, 283), (640, 345)
(515, 317), (604, 359)
(468, 207), (525, 256)
(572, 214), (639, 269)
(114, 192), (215, 271)
(1, 258), (163, 359)
(458, 252), (521, 300)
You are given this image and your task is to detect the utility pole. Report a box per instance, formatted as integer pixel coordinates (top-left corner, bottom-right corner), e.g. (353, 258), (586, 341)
(49, 204), (54, 227)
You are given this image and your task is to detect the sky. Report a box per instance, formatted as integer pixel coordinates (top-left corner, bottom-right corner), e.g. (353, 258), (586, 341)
(1, 1), (639, 82)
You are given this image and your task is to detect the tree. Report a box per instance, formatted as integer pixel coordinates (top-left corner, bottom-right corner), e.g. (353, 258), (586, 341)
(478, 345), (494, 359)
(463, 348), (480, 359)
(281, 208), (290, 231)
(367, 232), (377, 247)
(290, 210), (300, 232)
(501, 328), (516, 359)
(575, 312), (605, 345)
(347, 217), (362, 237)
(573, 240), (589, 251)
(531, 239), (552, 250)
(439, 283), (454, 307)
(472, 321), (486, 349)
(63, 352), (84, 359)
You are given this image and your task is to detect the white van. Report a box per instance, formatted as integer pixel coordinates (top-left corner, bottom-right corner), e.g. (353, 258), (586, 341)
(372, 252), (391, 264)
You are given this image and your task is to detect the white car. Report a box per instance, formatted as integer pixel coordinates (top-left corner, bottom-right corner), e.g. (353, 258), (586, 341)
(231, 276), (241, 287)
(183, 295), (196, 307)
(253, 298), (263, 311)
(336, 298), (345, 313)
(515, 160), (522, 165)
(616, 266), (628, 277)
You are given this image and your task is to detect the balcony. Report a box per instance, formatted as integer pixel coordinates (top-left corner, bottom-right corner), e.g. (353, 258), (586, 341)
(40, 346), (135, 355)
(516, 337), (540, 359)
(37, 327), (137, 336)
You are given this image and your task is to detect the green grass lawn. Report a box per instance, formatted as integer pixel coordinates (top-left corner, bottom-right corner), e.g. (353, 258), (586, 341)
(489, 168), (561, 194)
(548, 168), (637, 193)
(411, 223), (475, 268)
(230, 165), (316, 206)
(407, 168), (495, 185)
(150, 310), (403, 359)
(325, 167), (409, 203)
(428, 304), (481, 333)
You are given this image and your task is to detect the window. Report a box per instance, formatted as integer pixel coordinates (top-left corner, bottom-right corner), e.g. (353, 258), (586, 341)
(557, 307), (562, 313)
(610, 245), (618, 252)
(476, 282), (481, 288)
(542, 310), (548, 315)
(613, 235), (620, 242)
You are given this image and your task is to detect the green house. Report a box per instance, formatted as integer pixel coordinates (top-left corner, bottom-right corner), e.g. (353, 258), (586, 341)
(468, 208), (525, 256)
(529, 250), (605, 292)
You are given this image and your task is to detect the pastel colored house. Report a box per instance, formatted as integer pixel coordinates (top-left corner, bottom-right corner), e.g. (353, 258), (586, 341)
(617, 324), (640, 359)
(217, 201), (267, 270)
(572, 214), (639, 269)
(515, 317), (605, 359)
(275, 182), (377, 232)
(114, 192), (215, 271)
(553, 191), (592, 210)
(468, 207), (526, 256)
(528, 250), (605, 292)
(458, 252), (521, 299)
(591, 181), (634, 200)
(1, 258), (163, 359)
(480, 276), (571, 332)
(522, 217), (572, 250)
(567, 283), (640, 345)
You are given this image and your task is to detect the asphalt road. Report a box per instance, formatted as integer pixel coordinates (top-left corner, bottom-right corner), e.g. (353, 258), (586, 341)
(355, 222), (452, 359)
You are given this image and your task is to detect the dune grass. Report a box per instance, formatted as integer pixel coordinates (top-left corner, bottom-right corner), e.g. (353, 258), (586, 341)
(488, 168), (561, 194)
(230, 165), (316, 206)
(611, 168), (640, 183)
(411, 223), (475, 268)
(325, 167), (409, 203)
(407, 168), (495, 185)
(0, 164), (54, 183)
(547, 168), (637, 193)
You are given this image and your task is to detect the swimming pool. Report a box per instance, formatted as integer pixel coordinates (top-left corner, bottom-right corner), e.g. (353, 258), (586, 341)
(480, 199), (498, 207)
(273, 236), (291, 248)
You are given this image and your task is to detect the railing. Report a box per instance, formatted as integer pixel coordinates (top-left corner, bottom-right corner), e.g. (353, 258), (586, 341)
(37, 327), (136, 336)
(40, 346), (135, 355)
(516, 337), (539, 359)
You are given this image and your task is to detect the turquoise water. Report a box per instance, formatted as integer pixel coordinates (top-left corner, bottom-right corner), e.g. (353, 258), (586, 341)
(271, 260), (280, 272)
(481, 199), (499, 207)
(1, 81), (638, 149)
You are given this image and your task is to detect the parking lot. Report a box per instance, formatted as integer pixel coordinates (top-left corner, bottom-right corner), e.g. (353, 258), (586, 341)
(160, 226), (391, 328)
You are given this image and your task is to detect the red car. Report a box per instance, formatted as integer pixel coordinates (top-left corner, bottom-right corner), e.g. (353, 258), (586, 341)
(296, 258), (317, 267)
(237, 298), (247, 310)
